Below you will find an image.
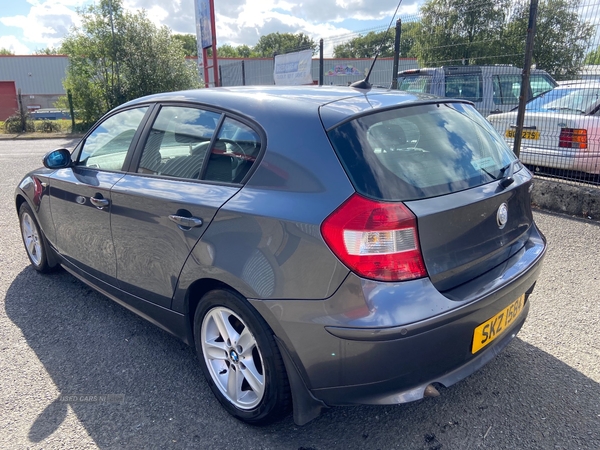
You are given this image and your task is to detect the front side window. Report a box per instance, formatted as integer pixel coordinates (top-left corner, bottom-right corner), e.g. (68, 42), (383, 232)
(78, 107), (148, 171)
(137, 106), (220, 179)
(327, 102), (516, 201)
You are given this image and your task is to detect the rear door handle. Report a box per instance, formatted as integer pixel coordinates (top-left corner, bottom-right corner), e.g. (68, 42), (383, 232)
(169, 215), (203, 229)
(90, 196), (109, 209)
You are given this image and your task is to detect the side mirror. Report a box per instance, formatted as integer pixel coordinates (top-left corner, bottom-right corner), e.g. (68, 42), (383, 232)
(43, 149), (72, 169)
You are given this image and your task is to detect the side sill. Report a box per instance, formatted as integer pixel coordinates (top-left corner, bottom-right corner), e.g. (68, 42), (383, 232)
(60, 262), (191, 345)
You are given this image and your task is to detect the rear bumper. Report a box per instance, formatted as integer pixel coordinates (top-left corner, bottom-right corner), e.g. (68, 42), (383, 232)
(518, 146), (600, 174)
(250, 223), (546, 407)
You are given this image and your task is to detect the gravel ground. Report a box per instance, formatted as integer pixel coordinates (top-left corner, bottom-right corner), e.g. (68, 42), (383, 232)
(1, 139), (599, 450)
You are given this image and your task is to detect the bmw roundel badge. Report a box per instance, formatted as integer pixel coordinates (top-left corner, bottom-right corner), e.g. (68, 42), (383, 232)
(497, 203), (508, 229)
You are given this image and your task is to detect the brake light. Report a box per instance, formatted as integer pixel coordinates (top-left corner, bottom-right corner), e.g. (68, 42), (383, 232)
(559, 128), (587, 149)
(321, 194), (427, 282)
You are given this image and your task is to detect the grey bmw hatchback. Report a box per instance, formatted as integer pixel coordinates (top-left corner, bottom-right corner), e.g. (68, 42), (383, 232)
(15, 86), (546, 425)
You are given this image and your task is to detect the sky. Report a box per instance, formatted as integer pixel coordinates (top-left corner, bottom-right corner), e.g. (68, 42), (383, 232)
(0, 0), (423, 56)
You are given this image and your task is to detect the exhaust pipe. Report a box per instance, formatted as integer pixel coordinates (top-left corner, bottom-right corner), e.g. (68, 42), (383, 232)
(424, 384), (440, 397)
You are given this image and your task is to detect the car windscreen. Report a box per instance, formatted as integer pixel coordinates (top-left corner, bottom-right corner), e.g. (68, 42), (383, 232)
(327, 102), (517, 201)
(525, 87), (600, 114)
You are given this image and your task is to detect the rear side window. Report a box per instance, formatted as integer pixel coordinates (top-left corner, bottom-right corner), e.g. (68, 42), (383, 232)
(138, 106), (220, 179)
(327, 103), (515, 201)
(445, 74), (482, 102)
(137, 106), (261, 183)
(493, 75), (520, 105)
(530, 74), (555, 97)
(398, 75), (432, 93)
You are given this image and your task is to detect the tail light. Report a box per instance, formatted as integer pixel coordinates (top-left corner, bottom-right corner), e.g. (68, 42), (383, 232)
(321, 194), (427, 282)
(559, 128), (587, 149)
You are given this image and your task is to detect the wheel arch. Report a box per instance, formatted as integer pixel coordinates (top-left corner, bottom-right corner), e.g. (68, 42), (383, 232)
(182, 277), (328, 425)
(183, 278), (243, 346)
(15, 193), (27, 213)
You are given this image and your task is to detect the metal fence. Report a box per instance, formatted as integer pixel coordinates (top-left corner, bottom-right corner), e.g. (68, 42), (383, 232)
(389, 0), (600, 188)
(215, 0), (600, 187)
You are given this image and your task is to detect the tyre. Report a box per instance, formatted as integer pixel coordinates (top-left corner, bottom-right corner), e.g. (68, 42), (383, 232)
(194, 289), (291, 425)
(18, 202), (53, 273)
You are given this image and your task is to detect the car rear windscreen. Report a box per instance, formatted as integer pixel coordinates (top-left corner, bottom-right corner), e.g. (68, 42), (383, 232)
(327, 102), (517, 201)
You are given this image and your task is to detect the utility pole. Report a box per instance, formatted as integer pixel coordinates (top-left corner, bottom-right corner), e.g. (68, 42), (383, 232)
(107, 0), (121, 105)
(391, 19), (401, 90)
(513, 0), (538, 158)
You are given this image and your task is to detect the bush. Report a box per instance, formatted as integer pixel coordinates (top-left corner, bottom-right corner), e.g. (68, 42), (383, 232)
(34, 119), (62, 133)
(4, 113), (34, 133)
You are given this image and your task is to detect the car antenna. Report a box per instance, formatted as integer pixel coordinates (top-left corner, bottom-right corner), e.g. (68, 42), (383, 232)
(350, 0), (404, 90)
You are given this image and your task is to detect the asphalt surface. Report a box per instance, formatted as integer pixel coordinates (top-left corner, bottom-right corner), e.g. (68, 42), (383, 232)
(1, 139), (599, 450)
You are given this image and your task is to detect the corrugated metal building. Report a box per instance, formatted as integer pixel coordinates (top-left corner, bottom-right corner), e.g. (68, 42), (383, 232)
(0, 55), (68, 120)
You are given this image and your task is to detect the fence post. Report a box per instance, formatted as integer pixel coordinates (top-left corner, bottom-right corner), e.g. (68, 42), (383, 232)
(319, 39), (324, 86)
(392, 19), (401, 90)
(67, 90), (75, 133)
(242, 60), (246, 86)
(219, 65), (223, 87)
(513, 0), (539, 158)
(17, 88), (26, 132)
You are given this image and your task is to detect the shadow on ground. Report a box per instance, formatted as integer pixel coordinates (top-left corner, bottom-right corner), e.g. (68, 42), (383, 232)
(5, 267), (600, 450)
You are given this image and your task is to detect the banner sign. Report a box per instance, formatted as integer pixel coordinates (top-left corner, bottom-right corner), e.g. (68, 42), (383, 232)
(327, 65), (362, 76)
(195, 0), (213, 49)
(274, 50), (314, 86)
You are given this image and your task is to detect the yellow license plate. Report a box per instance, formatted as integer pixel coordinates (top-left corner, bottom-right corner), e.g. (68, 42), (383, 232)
(472, 294), (525, 354)
(505, 129), (540, 140)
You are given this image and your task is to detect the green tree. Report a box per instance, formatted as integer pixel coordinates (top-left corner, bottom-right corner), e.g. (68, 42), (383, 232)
(0, 48), (15, 55)
(34, 47), (62, 55)
(334, 30), (393, 58)
(584, 47), (600, 65)
(253, 32), (316, 57)
(333, 22), (420, 58)
(503, 0), (594, 79)
(173, 34), (198, 56)
(416, 0), (510, 66)
(236, 45), (254, 58)
(61, 0), (199, 124)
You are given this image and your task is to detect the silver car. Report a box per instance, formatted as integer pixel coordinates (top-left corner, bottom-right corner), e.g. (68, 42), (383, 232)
(487, 81), (600, 177)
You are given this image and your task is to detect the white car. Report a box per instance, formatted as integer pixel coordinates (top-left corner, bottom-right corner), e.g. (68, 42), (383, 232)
(487, 82), (600, 176)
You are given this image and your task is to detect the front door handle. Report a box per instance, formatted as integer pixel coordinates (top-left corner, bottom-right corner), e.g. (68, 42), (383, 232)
(169, 214), (203, 229)
(90, 196), (109, 209)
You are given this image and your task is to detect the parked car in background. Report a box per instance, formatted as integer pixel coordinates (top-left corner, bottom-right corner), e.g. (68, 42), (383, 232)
(397, 65), (557, 116)
(30, 109), (71, 120)
(487, 81), (600, 177)
(15, 86), (546, 426)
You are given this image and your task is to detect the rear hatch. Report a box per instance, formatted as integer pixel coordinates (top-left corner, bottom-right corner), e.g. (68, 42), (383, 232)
(324, 100), (534, 292)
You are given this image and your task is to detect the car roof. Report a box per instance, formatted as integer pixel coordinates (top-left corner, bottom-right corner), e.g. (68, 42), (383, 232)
(555, 80), (600, 89)
(120, 85), (447, 129)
